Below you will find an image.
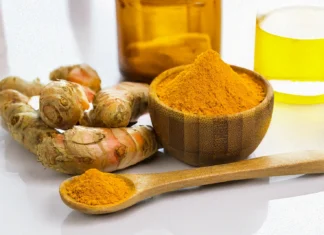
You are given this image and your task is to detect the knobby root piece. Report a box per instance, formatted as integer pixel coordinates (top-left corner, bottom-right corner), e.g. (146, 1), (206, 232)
(83, 82), (149, 128)
(39, 80), (91, 130)
(1, 101), (57, 154)
(82, 86), (96, 103)
(0, 90), (30, 130)
(1, 98), (158, 175)
(1, 102), (34, 124)
(0, 89), (29, 110)
(50, 64), (101, 92)
(0, 76), (44, 97)
(38, 125), (158, 175)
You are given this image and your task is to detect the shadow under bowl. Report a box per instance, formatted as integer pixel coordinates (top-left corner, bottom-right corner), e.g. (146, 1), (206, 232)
(149, 65), (274, 166)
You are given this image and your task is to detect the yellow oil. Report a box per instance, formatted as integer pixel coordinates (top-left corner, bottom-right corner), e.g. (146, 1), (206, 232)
(254, 7), (324, 104)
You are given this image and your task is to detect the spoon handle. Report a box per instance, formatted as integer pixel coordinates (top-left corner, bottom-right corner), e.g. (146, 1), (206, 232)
(147, 150), (324, 194)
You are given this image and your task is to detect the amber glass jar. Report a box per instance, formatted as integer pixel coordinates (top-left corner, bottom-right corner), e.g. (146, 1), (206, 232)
(115, 0), (221, 83)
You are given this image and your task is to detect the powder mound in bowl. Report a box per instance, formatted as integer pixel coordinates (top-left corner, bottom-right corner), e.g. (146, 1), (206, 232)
(64, 169), (134, 206)
(156, 49), (265, 116)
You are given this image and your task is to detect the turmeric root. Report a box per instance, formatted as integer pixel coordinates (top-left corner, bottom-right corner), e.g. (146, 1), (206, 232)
(1, 101), (57, 154)
(0, 76), (44, 97)
(50, 64), (101, 92)
(2, 97), (158, 175)
(126, 33), (211, 77)
(0, 89), (29, 110)
(82, 82), (149, 128)
(0, 90), (30, 129)
(38, 125), (158, 174)
(39, 80), (92, 130)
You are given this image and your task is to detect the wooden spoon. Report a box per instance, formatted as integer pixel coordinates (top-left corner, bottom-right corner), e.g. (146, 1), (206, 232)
(60, 150), (324, 214)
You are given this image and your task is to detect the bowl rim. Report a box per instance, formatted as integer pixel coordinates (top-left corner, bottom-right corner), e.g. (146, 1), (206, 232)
(149, 64), (274, 121)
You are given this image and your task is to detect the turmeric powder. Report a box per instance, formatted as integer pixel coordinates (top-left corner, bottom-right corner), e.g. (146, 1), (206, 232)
(157, 49), (265, 116)
(63, 169), (134, 206)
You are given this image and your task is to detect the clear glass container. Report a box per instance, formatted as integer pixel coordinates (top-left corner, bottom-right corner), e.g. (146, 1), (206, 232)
(254, 0), (324, 104)
(115, 0), (221, 83)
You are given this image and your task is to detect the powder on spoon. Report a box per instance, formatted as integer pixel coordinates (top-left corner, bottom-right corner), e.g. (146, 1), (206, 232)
(157, 49), (265, 116)
(63, 169), (134, 206)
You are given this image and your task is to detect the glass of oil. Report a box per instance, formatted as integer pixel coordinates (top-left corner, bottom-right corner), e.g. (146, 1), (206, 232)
(115, 0), (221, 83)
(254, 0), (324, 104)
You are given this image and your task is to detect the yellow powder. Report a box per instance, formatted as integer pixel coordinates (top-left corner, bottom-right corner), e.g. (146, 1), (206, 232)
(157, 49), (265, 116)
(64, 169), (134, 206)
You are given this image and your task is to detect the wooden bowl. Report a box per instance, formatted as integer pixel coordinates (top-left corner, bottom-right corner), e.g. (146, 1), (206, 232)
(149, 65), (274, 166)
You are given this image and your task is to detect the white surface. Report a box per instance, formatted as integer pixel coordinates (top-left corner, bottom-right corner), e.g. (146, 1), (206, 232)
(1, 1), (324, 235)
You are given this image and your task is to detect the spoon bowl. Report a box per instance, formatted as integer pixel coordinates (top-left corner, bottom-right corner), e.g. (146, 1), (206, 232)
(60, 174), (139, 214)
(60, 150), (324, 214)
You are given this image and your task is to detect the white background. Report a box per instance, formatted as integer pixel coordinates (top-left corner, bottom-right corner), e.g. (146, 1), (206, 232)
(1, 1), (324, 235)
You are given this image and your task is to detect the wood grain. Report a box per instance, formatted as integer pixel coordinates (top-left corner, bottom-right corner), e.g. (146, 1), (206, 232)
(149, 65), (274, 166)
(60, 150), (324, 214)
